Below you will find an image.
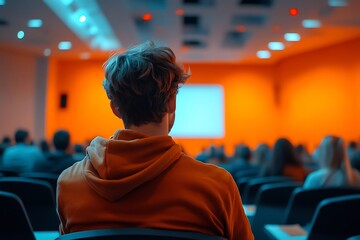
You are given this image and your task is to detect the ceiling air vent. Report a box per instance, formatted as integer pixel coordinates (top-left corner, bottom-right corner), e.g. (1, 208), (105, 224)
(224, 31), (250, 47)
(231, 15), (267, 26)
(182, 15), (207, 35)
(239, 0), (273, 7)
(183, 0), (215, 6)
(0, 19), (9, 26)
(182, 40), (206, 48)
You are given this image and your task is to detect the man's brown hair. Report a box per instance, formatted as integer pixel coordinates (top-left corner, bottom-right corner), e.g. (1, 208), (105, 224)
(103, 41), (189, 128)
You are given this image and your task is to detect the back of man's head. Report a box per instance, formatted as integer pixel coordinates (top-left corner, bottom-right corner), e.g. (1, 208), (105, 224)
(53, 130), (70, 151)
(103, 41), (189, 128)
(15, 129), (29, 144)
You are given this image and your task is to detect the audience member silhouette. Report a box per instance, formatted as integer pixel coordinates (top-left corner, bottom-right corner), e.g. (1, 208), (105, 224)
(2, 129), (44, 172)
(39, 139), (50, 153)
(350, 150), (360, 172)
(226, 144), (254, 174)
(0, 136), (12, 160)
(72, 144), (85, 162)
(303, 136), (360, 188)
(260, 138), (308, 182)
(251, 143), (269, 168)
(33, 130), (75, 174)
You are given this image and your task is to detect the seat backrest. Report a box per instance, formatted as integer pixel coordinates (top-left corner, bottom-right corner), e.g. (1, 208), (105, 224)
(233, 168), (259, 180)
(307, 195), (360, 240)
(284, 187), (360, 226)
(251, 182), (299, 240)
(0, 191), (35, 239)
(347, 236), (360, 240)
(0, 166), (18, 176)
(243, 176), (293, 204)
(19, 172), (59, 193)
(236, 176), (260, 197)
(56, 228), (227, 240)
(0, 177), (59, 230)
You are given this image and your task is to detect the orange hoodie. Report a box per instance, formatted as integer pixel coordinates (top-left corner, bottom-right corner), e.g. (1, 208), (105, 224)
(57, 130), (253, 240)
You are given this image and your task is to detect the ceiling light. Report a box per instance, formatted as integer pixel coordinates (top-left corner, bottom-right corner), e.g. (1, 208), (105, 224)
(44, 0), (121, 51)
(79, 15), (87, 23)
(0, 0), (5, 6)
(302, 19), (321, 28)
(61, 0), (73, 5)
(328, 0), (348, 7)
(28, 19), (43, 28)
(17, 31), (25, 40)
(257, 50), (271, 59)
(268, 42), (284, 50)
(284, 33), (301, 42)
(44, 48), (51, 56)
(58, 41), (72, 50)
(175, 9), (184, 16)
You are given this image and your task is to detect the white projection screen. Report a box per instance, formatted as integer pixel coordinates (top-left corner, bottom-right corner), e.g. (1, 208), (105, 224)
(170, 84), (224, 138)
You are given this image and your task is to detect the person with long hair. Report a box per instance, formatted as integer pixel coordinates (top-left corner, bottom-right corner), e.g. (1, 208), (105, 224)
(303, 136), (360, 188)
(260, 138), (308, 182)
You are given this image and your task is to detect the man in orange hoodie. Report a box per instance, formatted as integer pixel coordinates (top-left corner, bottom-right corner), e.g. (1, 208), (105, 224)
(57, 41), (254, 240)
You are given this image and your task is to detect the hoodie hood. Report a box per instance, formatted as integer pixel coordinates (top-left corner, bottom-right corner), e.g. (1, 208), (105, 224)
(83, 130), (183, 201)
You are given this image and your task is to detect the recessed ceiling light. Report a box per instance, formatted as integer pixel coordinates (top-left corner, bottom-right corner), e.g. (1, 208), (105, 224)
(17, 30), (25, 40)
(268, 42), (285, 50)
(58, 41), (72, 50)
(257, 50), (271, 59)
(0, 0), (5, 6)
(44, 48), (51, 56)
(61, 0), (73, 5)
(302, 19), (321, 28)
(79, 15), (87, 23)
(328, 0), (348, 7)
(284, 33), (301, 42)
(28, 19), (43, 28)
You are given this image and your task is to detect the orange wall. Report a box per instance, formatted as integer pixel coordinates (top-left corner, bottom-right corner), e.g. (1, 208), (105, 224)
(276, 38), (360, 151)
(46, 38), (360, 157)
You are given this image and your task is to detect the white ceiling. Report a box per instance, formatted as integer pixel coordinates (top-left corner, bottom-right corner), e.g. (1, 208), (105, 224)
(0, 0), (360, 63)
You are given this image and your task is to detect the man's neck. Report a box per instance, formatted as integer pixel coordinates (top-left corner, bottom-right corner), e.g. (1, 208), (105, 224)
(128, 115), (169, 137)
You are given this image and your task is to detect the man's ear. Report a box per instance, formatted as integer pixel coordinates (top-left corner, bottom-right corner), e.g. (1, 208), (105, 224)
(167, 94), (176, 113)
(110, 101), (122, 119)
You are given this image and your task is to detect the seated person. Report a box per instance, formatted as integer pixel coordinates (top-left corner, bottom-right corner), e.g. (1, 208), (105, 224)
(260, 138), (309, 182)
(72, 144), (86, 162)
(57, 42), (253, 240)
(350, 150), (360, 172)
(2, 129), (44, 172)
(303, 136), (360, 189)
(34, 130), (75, 174)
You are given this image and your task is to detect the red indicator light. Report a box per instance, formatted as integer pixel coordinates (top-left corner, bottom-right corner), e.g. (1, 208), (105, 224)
(142, 13), (152, 21)
(289, 8), (299, 16)
(236, 25), (247, 32)
(175, 9), (184, 16)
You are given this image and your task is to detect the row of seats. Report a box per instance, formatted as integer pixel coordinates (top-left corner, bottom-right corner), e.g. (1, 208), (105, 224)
(241, 178), (360, 239)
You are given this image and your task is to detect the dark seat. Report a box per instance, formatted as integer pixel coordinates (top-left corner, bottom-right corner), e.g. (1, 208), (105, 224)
(251, 182), (299, 240)
(0, 166), (18, 176)
(19, 172), (59, 193)
(348, 236), (360, 240)
(0, 177), (59, 231)
(243, 176), (293, 204)
(284, 187), (360, 226)
(0, 191), (35, 240)
(233, 168), (259, 180)
(307, 195), (360, 240)
(56, 228), (227, 240)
